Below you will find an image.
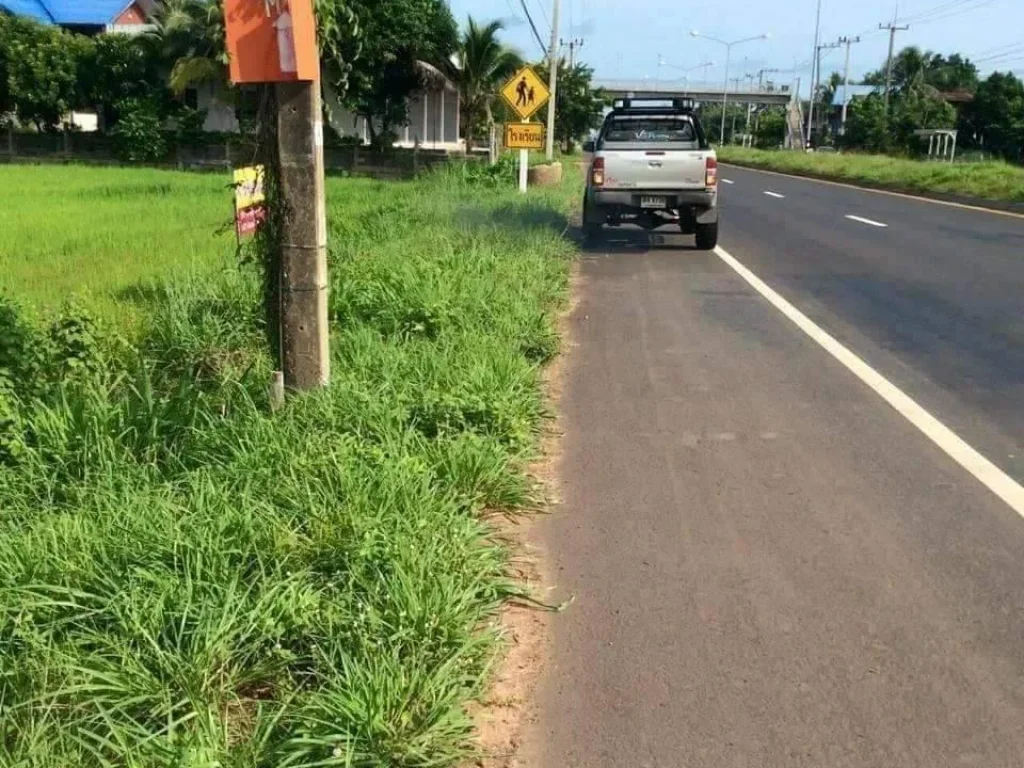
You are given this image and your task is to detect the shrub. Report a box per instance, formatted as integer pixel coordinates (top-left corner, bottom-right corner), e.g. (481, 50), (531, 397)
(111, 97), (167, 163)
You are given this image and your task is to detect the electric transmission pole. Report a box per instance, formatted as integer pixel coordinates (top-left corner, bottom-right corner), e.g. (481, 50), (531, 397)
(880, 22), (909, 112)
(838, 35), (861, 135)
(545, 0), (561, 161)
(806, 0), (823, 147)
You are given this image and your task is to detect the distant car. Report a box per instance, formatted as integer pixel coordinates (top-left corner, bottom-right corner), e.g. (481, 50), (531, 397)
(581, 98), (719, 249)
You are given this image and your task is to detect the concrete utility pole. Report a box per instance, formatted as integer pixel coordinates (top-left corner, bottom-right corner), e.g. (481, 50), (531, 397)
(839, 35), (861, 135)
(810, 41), (841, 146)
(276, 81), (330, 389)
(545, 0), (561, 161)
(753, 68), (779, 138)
(880, 22), (909, 112)
(806, 0), (823, 147)
(730, 77), (742, 141)
(563, 37), (584, 68)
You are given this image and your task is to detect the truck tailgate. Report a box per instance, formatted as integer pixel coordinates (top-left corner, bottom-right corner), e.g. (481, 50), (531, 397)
(602, 150), (709, 191)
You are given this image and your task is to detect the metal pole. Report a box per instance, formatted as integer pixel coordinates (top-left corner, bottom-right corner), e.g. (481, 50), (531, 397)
(276, 80), (330, 390)
(519, 121), (529, 193)
(807, 0), (822, 147)
(545, 0), (561, 161)
(720, 44), (731, 145)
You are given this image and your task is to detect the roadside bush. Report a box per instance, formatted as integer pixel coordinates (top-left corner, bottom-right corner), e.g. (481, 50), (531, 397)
(111, 97), (167, 163)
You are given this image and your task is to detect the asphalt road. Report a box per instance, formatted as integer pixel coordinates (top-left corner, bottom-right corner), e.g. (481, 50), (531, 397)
(519, 168), (1024, 767)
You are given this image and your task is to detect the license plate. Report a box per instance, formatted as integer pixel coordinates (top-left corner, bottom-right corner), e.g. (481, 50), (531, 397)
(640, 196), (666, 209)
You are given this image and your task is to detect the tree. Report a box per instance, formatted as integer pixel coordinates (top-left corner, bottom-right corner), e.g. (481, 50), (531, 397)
(864, 47), (979, 96)
(81, 33), (168, 130)
(344, 0), (457, 147)
(962, 71), (1024, 162)
(316, 0), (363, 101)
(892, 87), (956, 150)
(448, 17), (520, 148)
(925, 53), (978, 92)
(754, 106), (785, 148)
(4, 17), (92, 131)
(147, 0), (228, 95)
(843, 93), (890, 152)
(818, 71), (843, 107)
(534, 60), (605, 153)
(0, 14), (13, 120)
(698, 103), (747, 144)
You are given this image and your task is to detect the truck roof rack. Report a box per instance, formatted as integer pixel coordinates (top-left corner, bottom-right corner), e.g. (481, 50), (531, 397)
(612, 97), (695, 113)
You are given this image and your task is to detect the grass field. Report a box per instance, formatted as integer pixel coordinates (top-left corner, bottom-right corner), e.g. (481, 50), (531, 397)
(717, 146), (1024, 204)
(0, 161), (577, 765)
(0, 165), (236, 325)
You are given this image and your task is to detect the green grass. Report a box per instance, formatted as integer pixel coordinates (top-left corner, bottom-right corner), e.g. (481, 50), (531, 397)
(717, 146), (1024, 204)
(0, 161), (578, 766)
(0, 165), (236, 327)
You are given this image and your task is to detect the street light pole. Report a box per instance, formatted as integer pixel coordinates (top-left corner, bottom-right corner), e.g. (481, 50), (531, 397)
(691, 31), (770, 146)
(807, 0), (823, 147)
(721, 44), (731, 145)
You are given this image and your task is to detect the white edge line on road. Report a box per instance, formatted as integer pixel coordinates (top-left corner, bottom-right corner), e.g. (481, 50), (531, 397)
(714, 244), (1024, 519)
(845, 214), (888, 228)
(763, 190), (785, 198)
(721, 179), (735, 185)
(719, 162), (1024, 220)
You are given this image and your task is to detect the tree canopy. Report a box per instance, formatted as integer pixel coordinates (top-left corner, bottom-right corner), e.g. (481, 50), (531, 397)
(535, 59), (606, 152)
(447, 17), (521, 147)
(342, 0), (457, 146)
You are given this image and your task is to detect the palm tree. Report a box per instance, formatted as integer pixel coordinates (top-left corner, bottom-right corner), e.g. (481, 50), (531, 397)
(891, 47), (934, 96)
(148, 0), (228, 95)
(448, 17), (521, 149)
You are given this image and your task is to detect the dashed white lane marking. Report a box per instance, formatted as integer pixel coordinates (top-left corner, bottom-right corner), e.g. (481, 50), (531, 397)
(714, 244), (1024, 519)
(763, 190), (785, 198)
(722, 179), (735, 185)
(845, 214), (888, 228)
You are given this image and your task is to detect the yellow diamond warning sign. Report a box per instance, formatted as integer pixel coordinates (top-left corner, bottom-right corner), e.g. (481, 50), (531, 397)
(505, 123), (545, 150)
(500, 66), (550, 121)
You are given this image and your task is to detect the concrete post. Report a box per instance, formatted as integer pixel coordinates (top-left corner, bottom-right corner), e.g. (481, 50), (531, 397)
(275, 80), (330, 390)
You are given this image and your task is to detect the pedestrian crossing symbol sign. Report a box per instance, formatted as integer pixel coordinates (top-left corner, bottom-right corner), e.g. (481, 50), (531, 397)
(500, 66), (550, 121)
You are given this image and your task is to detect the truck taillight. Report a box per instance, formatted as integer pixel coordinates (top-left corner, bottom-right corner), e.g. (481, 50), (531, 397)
(705, 156), (718, 189)
(591, 157), (605, 187)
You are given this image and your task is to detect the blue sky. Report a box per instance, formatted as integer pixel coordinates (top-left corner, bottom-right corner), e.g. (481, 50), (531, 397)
(447, 0), (1024, 95)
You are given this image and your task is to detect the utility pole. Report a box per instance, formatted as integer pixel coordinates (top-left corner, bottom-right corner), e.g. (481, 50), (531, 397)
(806, 0), (823, 147)
(730, 77), (742, 142)
(838, 35), (861, 135)
(563, 37), (584, 68)
(545, 0), (561, 161)
(880, 22), (909, 112)
(276, 80), (330, 389)
(753, 68), (779, 138)
(810, 41), (841, 146)
(223, 0), (329, 392)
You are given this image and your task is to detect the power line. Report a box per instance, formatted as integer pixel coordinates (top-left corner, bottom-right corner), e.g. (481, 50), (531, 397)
(518, 0), (548, 56)
(902, 0), (1000, 25)
(879, 21), (910, 111)
(973, 39), (1024, 58)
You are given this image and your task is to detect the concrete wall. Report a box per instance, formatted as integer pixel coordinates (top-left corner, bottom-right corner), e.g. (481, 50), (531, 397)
(324, 82), (461, 150)
(197, 84), (239, 133)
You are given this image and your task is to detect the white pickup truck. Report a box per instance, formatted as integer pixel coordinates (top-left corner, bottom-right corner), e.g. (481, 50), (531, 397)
(582, 98), (719, 249)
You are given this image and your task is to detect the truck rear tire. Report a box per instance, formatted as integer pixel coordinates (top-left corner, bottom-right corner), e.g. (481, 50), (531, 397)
(695, 221), (718, 251)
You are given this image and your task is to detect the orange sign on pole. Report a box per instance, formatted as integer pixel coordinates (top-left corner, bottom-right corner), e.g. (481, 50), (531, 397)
(224, 0), (319, 84)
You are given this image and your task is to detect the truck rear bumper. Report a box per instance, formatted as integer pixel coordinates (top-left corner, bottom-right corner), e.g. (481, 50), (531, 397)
(589, 188), (718, 223)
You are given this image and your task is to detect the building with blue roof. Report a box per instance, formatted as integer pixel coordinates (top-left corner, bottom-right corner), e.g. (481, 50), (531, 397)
(0, 0), (156, 33)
